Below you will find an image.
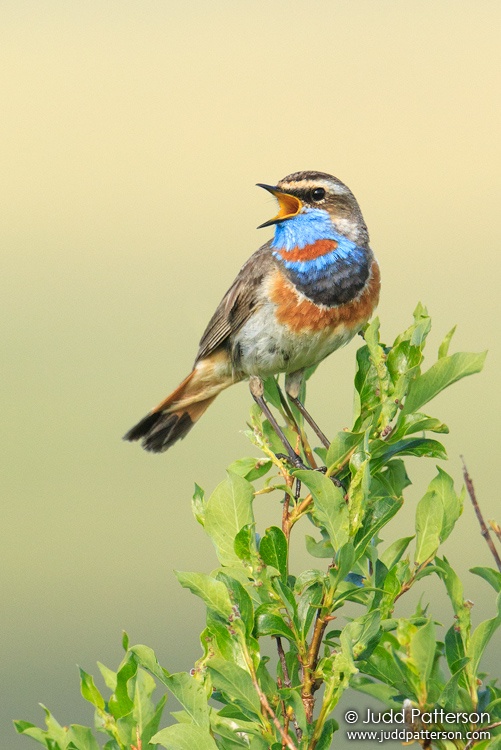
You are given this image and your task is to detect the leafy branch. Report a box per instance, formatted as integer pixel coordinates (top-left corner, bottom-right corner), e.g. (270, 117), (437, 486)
(15, 305), (501, 750)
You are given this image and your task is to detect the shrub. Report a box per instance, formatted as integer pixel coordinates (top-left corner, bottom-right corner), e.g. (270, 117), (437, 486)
(15, 306), (501, 750)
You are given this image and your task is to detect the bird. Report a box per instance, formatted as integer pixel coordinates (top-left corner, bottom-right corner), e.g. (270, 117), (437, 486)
(124, 171), (380, 459)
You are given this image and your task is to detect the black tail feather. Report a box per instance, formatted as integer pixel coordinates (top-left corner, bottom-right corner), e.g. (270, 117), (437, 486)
(123, 410), (194, 453)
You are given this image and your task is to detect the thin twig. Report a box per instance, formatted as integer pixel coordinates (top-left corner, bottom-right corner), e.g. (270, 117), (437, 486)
(241, 635), (297, 750)
(276, 637), (292, 688)
(282, 489), (291, 540)
(301, 604), (332, 723)
(275, 638), (303, 742)
(462, 457), (501, 573)
(254, 678), (298, 750)
(131, 727), (142, 750)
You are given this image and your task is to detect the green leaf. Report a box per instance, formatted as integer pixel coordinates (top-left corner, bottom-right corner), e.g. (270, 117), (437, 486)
(227, 457), (272, 482)
(408, 302), (432, 347)
(205, 613), (247, 667)
(204, 472), (255, 566)
(210, 711), (261, 744)
(295, 470), (349, 552)
(108, 655), (136, 718)
(414, 486), (444, 565)
(175, 571), (233, 619)
(38, 704), (68, 748)
(372, 459), (411, 499)
(207, 659), (261, 717)
(142, 694), (167, 744)
(467, 594), (501, 675)
(305, 532), (334, 558)
(131, 669), (158, 735)
(353, 345), (379, 425)
(153, 724), (219, 750)
(326, 430), (363, 472)
(122, 630), (129, 651)
(359, 644), (411, 696)
(330, 543), (355, 588)
(409, 619), (436, 697)
(233, 523), (256, 562)
(298, 581), (324, 638)
(470, 567), (501, 592)
(294, 569), (325, 593)
(438, 661), (470, 708)
(438, 325), (457, 359)
(401, 350), (487, 415)
(130, 645), (211, 730)
(67, 725), (100, 750)
(192, 483), (206, 526)
(342, 610), (381, 660)
(315, 719), (338, 750)
(78, 668), (104, 710)
(254, 611), (295, 641)
(444, 625), (467, 674)
(365, 317), (390, 397)
(164, 672), (210, 729)
(13, 721), (50, 746)
(391, 412), (449, 440)
(259, 526), (288, 583)
(272, 577), (298, 622)
(432, 468), (463, 542)
(381, 536), (414, 570)
(262, 375), (283, 409)
(97, 662), (117, 691)
(354, 496), (403, 560)
(216, 572), (254, 636)
(347, 443), (371, 533)
(371, 437), (447, 472)
(350, 676), (402, 709)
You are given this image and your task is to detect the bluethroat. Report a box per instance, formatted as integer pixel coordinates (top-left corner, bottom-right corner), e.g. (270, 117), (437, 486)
(124, 171), (380, 463)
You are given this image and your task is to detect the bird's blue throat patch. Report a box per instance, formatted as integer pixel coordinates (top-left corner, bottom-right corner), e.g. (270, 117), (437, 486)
(271, 209), (370, 307)
(271, 208), (336, 251)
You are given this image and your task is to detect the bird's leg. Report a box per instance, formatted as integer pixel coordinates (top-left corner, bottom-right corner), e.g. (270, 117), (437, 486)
(285, 371), (331, 450)
(276, 381), (318, 469)
(249, 376), (307, 470)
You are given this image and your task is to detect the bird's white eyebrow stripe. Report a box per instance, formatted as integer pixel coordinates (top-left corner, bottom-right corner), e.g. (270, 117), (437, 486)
(278, 179), (350, 195)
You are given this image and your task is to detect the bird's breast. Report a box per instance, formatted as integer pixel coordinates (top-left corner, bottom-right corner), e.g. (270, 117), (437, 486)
(269, 256), (380, 335)
(273, 236), (372, 307)
(230, 258), (380, 378)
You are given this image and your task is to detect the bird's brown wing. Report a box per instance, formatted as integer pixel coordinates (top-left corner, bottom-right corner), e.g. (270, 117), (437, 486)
(195, 242), (275, 363)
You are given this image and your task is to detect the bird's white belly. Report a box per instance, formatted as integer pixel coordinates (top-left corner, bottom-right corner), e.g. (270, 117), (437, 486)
(233, 302), (357, 377)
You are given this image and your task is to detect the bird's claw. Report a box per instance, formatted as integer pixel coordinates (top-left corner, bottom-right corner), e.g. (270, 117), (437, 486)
(275, 452), (308, 471)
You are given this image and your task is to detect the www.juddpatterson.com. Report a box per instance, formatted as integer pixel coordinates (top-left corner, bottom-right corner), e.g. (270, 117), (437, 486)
(343, 709), (492, 743)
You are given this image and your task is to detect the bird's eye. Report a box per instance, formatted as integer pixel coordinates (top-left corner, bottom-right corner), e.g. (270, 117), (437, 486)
(311, 187), (326, 202)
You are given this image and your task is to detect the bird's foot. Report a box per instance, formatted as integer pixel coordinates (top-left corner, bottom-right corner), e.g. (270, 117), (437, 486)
(275, 452), (309, 471)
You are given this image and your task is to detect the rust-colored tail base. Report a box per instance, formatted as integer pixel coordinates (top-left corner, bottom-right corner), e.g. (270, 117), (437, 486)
(123, 354), (233, 453)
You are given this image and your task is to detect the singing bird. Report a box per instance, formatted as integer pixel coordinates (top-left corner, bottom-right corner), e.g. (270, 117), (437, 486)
(124, 171), (380, 456)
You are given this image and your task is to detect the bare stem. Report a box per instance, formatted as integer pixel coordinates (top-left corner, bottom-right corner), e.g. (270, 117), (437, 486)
(462, 457), (501, 573)
(276, 637), (303, 741)
(255, 680), (297, 750)
(282, 489), (291, 541)
(301, 583), (336, 723)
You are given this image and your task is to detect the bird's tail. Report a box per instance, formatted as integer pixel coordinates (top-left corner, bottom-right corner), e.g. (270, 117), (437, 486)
(123, 352), (234, 453)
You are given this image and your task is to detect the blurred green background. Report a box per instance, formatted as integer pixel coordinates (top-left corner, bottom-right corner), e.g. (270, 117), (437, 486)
(2, 1), (501, 746)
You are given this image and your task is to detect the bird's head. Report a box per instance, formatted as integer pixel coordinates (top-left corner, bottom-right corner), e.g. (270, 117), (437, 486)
(257, 171), (368, 246)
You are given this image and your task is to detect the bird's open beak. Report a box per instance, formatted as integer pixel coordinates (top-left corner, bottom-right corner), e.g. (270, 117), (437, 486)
(256, 184), (303, 228)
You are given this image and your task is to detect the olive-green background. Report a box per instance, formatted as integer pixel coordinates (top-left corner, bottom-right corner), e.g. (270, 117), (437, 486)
(2, 1), (500, 746)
